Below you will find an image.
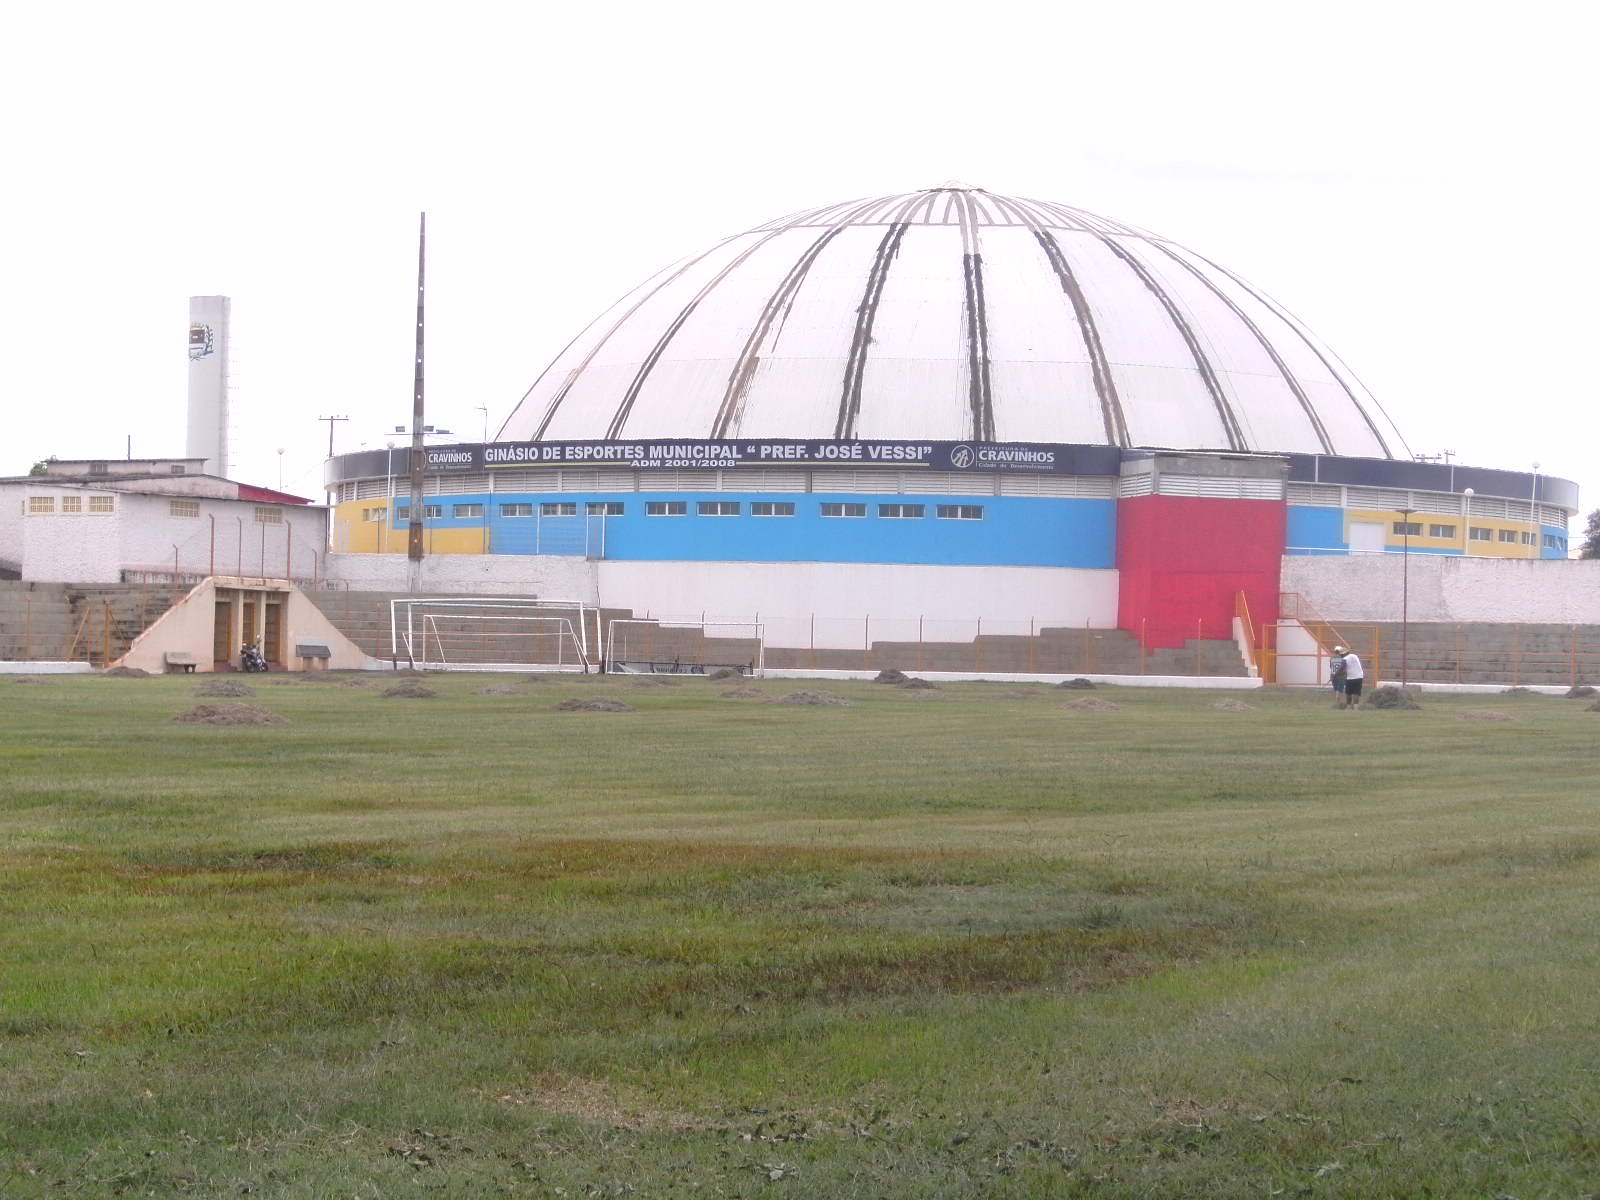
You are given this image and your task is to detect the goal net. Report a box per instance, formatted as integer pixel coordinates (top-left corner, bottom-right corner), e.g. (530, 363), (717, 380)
(604, 616), (765, 676)
(391, 598), (593, 672)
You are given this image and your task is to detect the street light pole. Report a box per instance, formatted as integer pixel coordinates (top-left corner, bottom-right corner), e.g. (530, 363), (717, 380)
(1530, 461), (1541, 559)
(1398, 507), (1415, 686)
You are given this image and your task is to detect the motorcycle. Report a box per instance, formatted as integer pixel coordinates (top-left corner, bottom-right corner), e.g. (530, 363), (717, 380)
(240, 642), (268, 673)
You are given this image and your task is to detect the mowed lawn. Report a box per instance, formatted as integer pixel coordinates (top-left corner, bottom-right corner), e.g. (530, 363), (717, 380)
(2, 673), (1598, 1198)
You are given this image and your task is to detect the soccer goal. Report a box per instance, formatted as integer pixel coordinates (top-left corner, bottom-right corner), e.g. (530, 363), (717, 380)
(390, 597), (593, 672)
(604, 616), (765, 676)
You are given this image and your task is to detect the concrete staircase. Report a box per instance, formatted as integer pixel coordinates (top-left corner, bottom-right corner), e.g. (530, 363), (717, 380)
(0, 581), (180, 665)
(1357, 622), (1600, 688)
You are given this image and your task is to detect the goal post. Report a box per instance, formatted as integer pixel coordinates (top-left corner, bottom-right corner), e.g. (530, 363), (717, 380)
(604, 616), (765, 676)
(390, 597), (593, 672)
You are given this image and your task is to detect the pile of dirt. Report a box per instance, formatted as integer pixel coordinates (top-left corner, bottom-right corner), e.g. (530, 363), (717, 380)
(1565, 685), (1597, 698)
(102, 666), (149, 678)
(194, 679), (254, 698)
(1057, 677), (1096, 690)
(382, 683), (439, 699)
(873, 668), (909, 684)
(553, 697), (636, 713)
(1364, 685), (1421, 710)
(1459, 709), (1514, 722)
(720, 687), (767, 699)
(773, 690), (852, 707)
(899, 677), (939, 690)
(172, 703), (287, 726)
(706, 667), (742, 681)
(1063, 697), (1123, 712)
(1209, 699), (1257, 712)
(1502, 686), (1538, 696)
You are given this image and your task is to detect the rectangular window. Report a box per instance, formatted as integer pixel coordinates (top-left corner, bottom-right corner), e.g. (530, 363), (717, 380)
(361, 507), (386, 523)
(587, 501), (624, 516)
(646, 501), (688, 516)
(1427, 523), (1455, 539)
(937, 504), (984, 520)
(424, 504), (442, 519)
(170, 464), (186, 475)
(821, 502), (867, 518)
(878, 503), (925, 519)
(1498, 528), (1519, 543)
(254, 507), (283, 525)
(1469, 527), (1493, 541)
(452, 503), (484, 518)
(27, 496), (55, 514)
(697, 500), (740, 516)
(169, 499), (200, 518)
(500, 503), (533, 517)
(1392, 520), (1422, 536)
(541, 502), (577, 517)
(1521, 531), (1536, 545)
(88, 496), (115, 513)
(60, 496), (82, 513)
(1544, 534), (1564, 549)
(751, 501), (795, 517)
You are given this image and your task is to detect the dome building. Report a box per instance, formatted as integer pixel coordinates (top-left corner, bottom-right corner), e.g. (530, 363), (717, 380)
(326, 185), (1576, 664)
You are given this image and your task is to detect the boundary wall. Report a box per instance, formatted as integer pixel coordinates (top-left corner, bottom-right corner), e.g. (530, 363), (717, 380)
(1282, 555), (1600, 624)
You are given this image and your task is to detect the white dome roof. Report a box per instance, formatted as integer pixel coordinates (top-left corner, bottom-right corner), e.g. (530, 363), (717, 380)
(500, 185), (1408, 457)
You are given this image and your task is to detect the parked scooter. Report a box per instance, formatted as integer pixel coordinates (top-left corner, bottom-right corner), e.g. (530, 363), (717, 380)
(240, 642), (268, 673)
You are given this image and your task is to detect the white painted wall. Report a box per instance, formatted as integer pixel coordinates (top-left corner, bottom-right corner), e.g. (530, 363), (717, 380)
(324, 552), (598, 600)
(596, 560), (1119, 649)
(1283, 554), (1600, 624)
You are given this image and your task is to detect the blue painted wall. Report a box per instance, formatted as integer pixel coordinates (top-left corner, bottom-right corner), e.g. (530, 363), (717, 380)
(1285, 506), (1348, 555)
(393, 492), (1118, 568)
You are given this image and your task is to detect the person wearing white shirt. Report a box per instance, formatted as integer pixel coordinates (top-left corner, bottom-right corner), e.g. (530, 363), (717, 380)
(1333, 645), (1365, 709)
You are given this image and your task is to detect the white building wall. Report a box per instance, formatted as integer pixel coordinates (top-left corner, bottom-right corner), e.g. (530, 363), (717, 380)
(1283, 554), (1600, 624)
(18, 487), (124, 581)
(596, 560), (1119, 650)
(324, 552), (598, 600)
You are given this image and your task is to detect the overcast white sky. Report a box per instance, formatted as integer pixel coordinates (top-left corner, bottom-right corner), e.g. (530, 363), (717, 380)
(3, 0), (1594, 518)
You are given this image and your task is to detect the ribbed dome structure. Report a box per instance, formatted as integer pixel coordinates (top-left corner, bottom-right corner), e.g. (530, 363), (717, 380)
(500, 184), (1408, 457)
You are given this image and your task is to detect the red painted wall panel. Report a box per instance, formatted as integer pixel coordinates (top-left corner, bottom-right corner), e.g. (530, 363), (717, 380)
(1116, 495), (1284, 649)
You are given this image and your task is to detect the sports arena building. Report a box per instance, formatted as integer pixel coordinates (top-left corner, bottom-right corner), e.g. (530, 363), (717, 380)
(325, 184), (1577, 655)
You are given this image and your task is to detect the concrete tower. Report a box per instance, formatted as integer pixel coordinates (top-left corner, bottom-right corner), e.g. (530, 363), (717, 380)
(186, 295), (230, 476)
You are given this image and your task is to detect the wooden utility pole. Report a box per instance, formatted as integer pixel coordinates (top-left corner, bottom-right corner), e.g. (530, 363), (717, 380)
(407, 213), (427, 563)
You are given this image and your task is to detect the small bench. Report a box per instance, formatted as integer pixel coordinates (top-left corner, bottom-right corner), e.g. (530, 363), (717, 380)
(164, 651), (198, 674)
(295, 644), (331, 660)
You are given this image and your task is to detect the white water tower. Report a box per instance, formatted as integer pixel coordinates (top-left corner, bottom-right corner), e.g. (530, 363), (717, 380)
(186, 295), (230, 476)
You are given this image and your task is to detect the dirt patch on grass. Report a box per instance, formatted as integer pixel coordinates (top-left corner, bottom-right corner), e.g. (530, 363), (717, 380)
(172, 703), (287, 726)
(1459, 709), (1514, 722)
(630, 675), (683, 687)
(706, 666), (742, 681)
(899, 677), (940, 690)
(1502, 686), (1539, 697)
(1565, 685), (1597, 698)
(1587, 700), (1600, 713)
(382, 682), (439, 699)
(1057, 677), (1096, 690)
(494, 1073), (709, 1133)
(721, 687), (767, 699)
(554, 697), (636, 713)
(1063, 697), (1123, 712)
(102, 666), (149, 678)
(873, 668), (909, 684)
(773, 690), (852, 707)
(1209, 699), (1256, 712)
(12, 676), (53, 685)
(194, 679), (254, 698)
(1364, 685), (1421, 710)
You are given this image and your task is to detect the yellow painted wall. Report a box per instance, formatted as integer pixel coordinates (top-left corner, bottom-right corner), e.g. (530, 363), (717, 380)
(1344, 508), (1542, 558)
(331, 501), (489, 555)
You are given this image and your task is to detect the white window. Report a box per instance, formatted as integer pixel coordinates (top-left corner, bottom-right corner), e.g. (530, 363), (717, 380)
(60, 496), (82, 513)
(361, 507), (386, 523)
(697, 500), (740, 516)
(1498, 529), (1519, 543)
(424, 504), (442, 519)
(1469, 527), (1493, 542)
(541, 502), (577, 517)
(937, 504), (984, 520)
(1428, 523), (1455, 539)
(1521, 531), (1536, 545)
(751, 501), (795, 517)
(500, 503), (533, 517)
(1392, 520), (1421, 536)
(27, 496), (55, 514)
(169, 499), (200, 518)
(453, 503), (484, 518)
(88, 496), (115, 513)
(878, 503), (925, 519)
(821, 502), (866, 518)
(254, 507), (283, 525)
(646, 501), (688, 516)
(587, 501), (624, 516)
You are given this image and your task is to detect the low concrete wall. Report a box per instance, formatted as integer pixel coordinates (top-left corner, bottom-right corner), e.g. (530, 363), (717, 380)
(1282, 555), (1600, 624)
(325, 553), (598, 601)
(0, 661), (96, 675)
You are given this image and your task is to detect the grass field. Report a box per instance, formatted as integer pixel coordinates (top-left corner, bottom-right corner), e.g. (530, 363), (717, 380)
(2, 671), (1598, 1198)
